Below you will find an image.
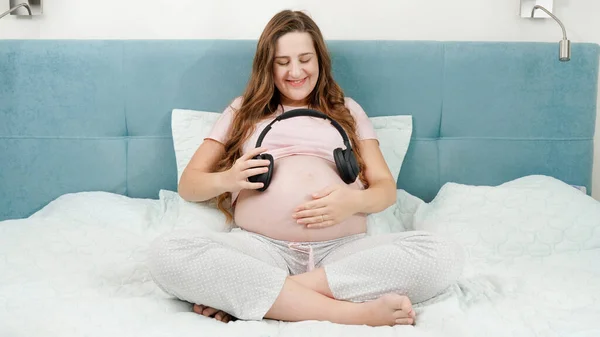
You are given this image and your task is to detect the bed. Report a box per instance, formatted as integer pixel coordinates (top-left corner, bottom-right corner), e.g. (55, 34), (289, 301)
(1, 40), (600, 336)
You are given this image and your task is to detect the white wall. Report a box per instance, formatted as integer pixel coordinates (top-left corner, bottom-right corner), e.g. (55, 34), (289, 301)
(2, 0), (599, 200)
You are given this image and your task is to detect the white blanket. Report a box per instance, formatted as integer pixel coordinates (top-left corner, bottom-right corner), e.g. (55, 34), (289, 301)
(1, 175), (600, 336)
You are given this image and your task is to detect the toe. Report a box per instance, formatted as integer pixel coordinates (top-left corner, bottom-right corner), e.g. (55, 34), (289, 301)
(390, 295), (413, 312)
(202, 307), (219, 317)
(399, 297), (413, 313)
(393, 310), (406, 319)
(193, 304), (204, 315)
(395, 317), (414, 325)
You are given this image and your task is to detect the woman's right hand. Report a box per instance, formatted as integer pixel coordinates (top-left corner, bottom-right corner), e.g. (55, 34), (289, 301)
(222, 147), (271, 193)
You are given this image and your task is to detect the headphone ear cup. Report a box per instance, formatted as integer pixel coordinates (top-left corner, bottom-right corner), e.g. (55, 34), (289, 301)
(345, 149), (360, 181)
(334, 148), (358, 184)
(247, 153), (273, 191)
(333, 148), (346, 180)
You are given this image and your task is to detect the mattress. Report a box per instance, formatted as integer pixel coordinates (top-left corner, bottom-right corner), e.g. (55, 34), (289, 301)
(1, 175), (600, 337)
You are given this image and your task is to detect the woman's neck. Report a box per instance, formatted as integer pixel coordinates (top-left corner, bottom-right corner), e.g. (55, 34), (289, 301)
(279, 95), (309, 108)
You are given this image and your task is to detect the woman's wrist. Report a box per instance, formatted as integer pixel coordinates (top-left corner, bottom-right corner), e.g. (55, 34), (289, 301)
(350, 182), (396, 214)
(216, 169), (234, 194)
(350, 189), (368, 214)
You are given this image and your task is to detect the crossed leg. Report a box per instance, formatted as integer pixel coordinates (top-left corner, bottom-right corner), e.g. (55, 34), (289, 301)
(148, 229), (419, 326)
(183, 230), (465, 326)
(320, 230), (465, 305)
(263, 230), (464, 325)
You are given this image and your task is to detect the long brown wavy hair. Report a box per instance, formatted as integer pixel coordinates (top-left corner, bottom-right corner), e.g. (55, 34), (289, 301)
(213, 10), (369, 224)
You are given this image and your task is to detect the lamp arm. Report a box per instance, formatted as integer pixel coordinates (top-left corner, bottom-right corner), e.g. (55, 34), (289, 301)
(531, 5), (568, 40)
(0, 3), (32, 20)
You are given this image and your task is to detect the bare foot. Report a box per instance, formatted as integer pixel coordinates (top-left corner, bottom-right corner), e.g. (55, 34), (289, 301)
(192, 304), (235, 323)
(361, 293), (416, 327)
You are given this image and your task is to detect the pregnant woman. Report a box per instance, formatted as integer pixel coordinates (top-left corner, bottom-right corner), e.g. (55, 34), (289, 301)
(148, 9), (464, 327)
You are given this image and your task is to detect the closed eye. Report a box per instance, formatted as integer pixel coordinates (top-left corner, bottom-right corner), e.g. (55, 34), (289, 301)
(275, 53), (314, 65)
(275, 59), (311, 66)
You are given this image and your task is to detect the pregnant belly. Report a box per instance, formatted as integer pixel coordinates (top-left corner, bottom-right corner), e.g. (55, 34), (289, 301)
(234, 155), (367, 242)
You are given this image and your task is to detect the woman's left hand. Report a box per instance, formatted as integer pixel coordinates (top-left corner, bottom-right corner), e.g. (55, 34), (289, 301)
(292, 184), (360, 228)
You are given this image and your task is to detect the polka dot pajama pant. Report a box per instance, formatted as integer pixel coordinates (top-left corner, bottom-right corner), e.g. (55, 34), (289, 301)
(148, 228), (465, 321)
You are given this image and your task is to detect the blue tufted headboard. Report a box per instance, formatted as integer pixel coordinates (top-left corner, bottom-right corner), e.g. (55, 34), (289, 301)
(1, 40), (598, 220)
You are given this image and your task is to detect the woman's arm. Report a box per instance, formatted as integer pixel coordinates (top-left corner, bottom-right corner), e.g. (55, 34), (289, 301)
(292, 139), (397, 227)
(178, 139), (230, 202)
(351, 139), (397, 214)
(179, 96), (267, 202)
(179, 140), (272, 202)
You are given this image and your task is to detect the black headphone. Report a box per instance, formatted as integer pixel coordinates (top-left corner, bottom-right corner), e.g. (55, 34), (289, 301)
(247, 108), (360, 192)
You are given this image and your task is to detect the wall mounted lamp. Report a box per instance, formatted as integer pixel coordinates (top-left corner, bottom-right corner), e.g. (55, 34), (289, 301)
(521, 1), (570, 62)
(531, 5), (570, 62)
(0, 2), (31, 20)
(1, 0), (42, 20)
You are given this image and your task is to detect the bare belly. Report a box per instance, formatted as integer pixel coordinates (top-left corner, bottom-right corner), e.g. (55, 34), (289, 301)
(234, 155), (367, 242)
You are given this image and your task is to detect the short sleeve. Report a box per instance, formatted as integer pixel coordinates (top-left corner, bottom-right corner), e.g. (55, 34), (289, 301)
(345, 97), (378, 141)
(205, 97), (243, 145)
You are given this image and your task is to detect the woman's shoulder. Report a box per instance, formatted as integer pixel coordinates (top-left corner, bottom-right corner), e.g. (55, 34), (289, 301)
(226, 96), (244, 112)
(217, 96), (244, 120)
(343, 97), (367, 117)
(343, 96), (359, 106)
(342, 97), (377, 139)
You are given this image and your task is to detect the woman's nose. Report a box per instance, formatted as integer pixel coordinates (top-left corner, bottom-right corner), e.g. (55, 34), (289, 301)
(290, 61), (302, 78)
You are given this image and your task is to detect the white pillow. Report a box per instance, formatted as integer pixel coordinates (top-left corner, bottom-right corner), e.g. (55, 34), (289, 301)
(158, 189), (231, 233)
(172, 110), (222, 184)
(412, 175), (600, 261)
(170, 108), (413, 235)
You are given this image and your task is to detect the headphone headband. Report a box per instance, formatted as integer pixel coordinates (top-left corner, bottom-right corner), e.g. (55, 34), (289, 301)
(255, 108), (351, 148)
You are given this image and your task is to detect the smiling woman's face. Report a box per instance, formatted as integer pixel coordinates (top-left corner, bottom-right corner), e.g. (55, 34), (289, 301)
(272, 31), (319, 107)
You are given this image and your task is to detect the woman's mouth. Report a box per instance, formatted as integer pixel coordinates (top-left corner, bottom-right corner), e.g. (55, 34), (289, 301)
(287, 77), (307, 88)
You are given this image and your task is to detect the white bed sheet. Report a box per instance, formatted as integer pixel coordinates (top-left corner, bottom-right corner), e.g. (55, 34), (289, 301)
(1, 176), (600, 337)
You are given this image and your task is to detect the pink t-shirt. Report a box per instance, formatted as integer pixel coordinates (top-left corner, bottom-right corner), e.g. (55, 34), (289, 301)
(205, 96), (378, 203)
